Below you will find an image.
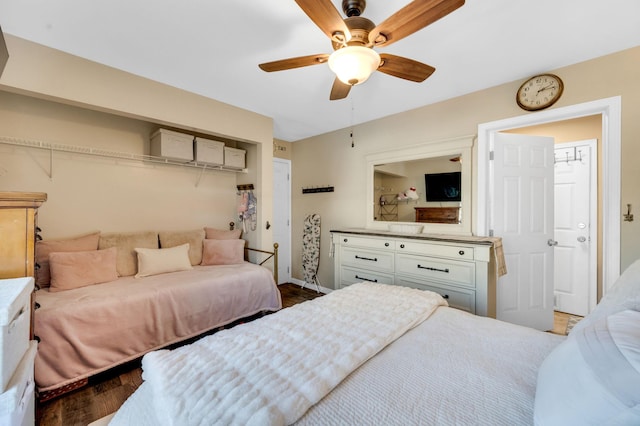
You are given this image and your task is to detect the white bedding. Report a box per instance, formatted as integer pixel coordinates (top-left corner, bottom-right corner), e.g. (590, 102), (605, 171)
(123, 283), (445, 425)
(111, 285), (564, 426)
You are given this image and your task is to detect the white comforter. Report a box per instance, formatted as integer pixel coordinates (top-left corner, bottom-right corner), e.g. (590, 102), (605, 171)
(135, 282), (446, 426)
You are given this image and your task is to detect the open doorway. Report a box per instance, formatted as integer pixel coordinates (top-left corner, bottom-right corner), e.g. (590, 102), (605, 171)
(476, 96), (621, 329)
(504, 117), (601, 317)
(552, 139), (597, 316)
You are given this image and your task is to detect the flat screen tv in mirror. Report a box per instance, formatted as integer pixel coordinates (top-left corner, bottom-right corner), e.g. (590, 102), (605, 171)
(365, 135), (474, 235)
(425, 172), (461, 202)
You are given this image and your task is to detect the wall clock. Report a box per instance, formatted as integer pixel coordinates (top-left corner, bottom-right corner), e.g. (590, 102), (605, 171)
(516, 74), (564, 111)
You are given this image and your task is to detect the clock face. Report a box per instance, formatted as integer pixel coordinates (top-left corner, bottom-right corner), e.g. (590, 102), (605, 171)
(516, 74), (564, 111)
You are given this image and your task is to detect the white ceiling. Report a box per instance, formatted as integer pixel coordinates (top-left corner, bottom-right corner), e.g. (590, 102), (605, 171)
(1, 1), (639, 142)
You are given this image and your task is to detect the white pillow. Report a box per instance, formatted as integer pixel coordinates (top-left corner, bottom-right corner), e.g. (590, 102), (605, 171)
(134, 243), (192, 278)
(534, 310), (640, 425)
(571, 258), (640, 335)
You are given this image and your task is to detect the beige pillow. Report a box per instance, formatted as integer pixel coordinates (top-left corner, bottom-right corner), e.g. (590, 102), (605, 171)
(158, 229), (205, 266)
(204, 227), (242, 240)
(49, 248), (118, 292)
(35, 232), (101, 288)
(99, 231), (158, 276)
(134, 243), (193, 278)
(201, 239), (245, 265)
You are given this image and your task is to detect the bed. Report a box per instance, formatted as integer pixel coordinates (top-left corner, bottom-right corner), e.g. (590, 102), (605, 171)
(33, 228), (282, 399)
(107, 259), (640, 425)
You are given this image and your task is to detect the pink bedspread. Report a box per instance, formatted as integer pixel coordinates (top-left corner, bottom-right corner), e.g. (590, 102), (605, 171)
(34, 262), (281, 392)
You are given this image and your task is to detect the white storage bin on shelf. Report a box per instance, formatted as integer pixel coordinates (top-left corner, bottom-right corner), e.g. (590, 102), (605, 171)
(0, 341), (36, 426)
(0, 277), (32, 392)
(224, 147), (246, 169)
(194, 137), (224, 166)
(150, 129), (194, 163)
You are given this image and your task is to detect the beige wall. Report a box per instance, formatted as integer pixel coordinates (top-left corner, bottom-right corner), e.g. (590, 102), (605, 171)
(292, 46), (640, 289)
(2, 34), (638, 287)
(0, 36), (275, 250)
(0, 92), (244, 240)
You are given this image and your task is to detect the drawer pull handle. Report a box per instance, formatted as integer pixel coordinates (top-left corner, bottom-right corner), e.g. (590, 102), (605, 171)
(459, 250), (465, 255)
(344, 238), (348, 243)
(355, 255), (378, 262)
(442, 294), (450, 299)
(385, 242), (389, 247)
(400, 244), (405, 248)
(355, 275), (378, 283)
(417, 264), (450, 273)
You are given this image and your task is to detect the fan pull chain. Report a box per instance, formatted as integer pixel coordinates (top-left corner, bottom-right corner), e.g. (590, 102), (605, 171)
(350, 97), (355, 148)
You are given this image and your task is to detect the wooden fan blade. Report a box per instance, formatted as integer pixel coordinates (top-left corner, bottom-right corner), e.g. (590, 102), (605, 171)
(295, 0), (351, 43)
(378, 53), (435, 82)
(259, 54), (329, 72)
(330, 78), (351, 100)
(369, 0), (465, 47)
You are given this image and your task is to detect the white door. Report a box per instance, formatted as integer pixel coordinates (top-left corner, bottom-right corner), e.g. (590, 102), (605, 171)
(553, 140), (597, 316)
(491, 132), (555, 331)
(273, 158), (291, 284)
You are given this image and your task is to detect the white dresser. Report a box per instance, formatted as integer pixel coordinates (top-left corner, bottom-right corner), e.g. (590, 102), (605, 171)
(331, 230), (497, 317)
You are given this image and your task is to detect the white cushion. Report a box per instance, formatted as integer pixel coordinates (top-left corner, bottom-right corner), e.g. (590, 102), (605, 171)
(534, 310), (640, 425)
(571, 258), (640, 335)
(134, 243), (192, 278)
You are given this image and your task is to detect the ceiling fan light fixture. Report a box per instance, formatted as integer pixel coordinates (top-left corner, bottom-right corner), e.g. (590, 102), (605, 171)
(328, 46), (380, 86)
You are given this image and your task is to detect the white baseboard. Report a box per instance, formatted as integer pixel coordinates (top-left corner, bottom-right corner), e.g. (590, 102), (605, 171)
(284, 278), (332, 294)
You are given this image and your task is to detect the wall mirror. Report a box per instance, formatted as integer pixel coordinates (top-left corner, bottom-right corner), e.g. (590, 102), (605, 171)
(365, 136), (474, 235)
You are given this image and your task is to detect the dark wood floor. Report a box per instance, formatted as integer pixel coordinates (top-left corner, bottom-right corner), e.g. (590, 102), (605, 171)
(36, 283), (323, 426)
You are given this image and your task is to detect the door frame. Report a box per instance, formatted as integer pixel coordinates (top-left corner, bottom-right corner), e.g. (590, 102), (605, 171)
(477, 96), (621, 295)
(554, 139), (598, 314)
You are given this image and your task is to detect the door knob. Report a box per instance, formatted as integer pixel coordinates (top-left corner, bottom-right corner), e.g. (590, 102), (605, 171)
(577, 236), (587, 242)
(547, 239), (558, 246)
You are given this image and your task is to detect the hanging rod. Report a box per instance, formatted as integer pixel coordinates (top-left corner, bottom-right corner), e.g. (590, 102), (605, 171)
(0, 135), (248, 173)
(554, 147), (584, 164)
(237, 183), (254, 191)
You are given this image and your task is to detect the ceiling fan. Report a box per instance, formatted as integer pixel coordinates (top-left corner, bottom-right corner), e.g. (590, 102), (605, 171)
(259, 0), (465, 100)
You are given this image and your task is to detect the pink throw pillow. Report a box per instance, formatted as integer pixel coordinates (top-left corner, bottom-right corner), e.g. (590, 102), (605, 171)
(49, 247), (118, 292)
(204, 227), (242, 240)
(35, 232), (101, 288)
(201, 239), (245, 265)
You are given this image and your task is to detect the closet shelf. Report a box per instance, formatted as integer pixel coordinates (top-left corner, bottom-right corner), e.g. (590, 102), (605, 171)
(0, 136), (248, 174)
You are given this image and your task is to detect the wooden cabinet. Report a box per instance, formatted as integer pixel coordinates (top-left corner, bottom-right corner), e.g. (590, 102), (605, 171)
(415, 207), (460, 224)
(0, 192), (47, 279)
(332, 230), (496, 317)
(0, 192), (47, 340)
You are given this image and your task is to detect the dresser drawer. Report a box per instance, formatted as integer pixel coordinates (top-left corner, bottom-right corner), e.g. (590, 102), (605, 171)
(396, 240), (474, 260)
(337, 235), (396, 251)
(396, 277), (475, 314)
(341, 247), (394, 273)
(395, 254), (475, 288)
(339, 266), (394, 287)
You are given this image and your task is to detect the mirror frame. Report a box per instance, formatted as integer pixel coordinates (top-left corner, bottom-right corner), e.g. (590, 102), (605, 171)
(365, 135), (474, 235)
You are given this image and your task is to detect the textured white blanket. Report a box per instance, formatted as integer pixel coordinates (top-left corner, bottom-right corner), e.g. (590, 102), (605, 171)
(140, 282), (446, 426)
